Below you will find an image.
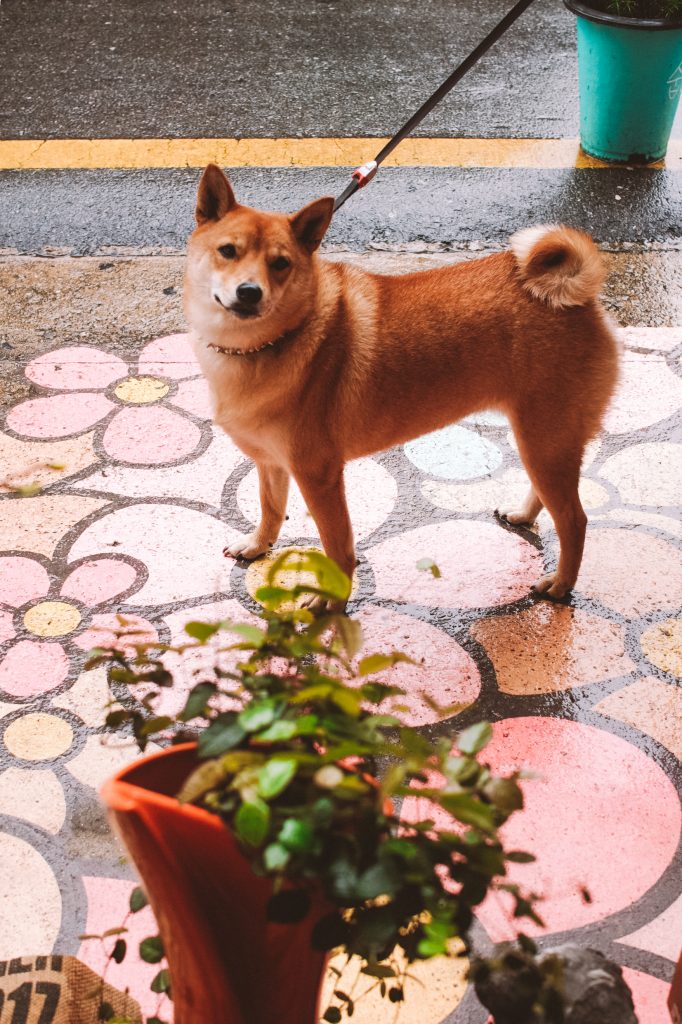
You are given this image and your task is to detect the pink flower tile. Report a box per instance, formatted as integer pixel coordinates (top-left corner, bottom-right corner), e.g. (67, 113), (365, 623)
(0, 610), (15, 645)
(61, 558), (138, 607)
(366, 520), (542, 608)
(600, 441), (682, 508)
(25, 346), (127, 390)
(0, 555), (49, 606)
(151, 599), (260, 717)
(72, 430), (243, 506)
(170, 377), (213, 418)
(237, 457), (398, 543)
(402, 717), (680, 939)
(604, 353), (682, 434)
(0, 554), (148, 698)
(471, 603), (635, 695)
(576, 528), (682, 616)
(0, 495), (108, 560)
(68, 504), (240, 605)
(0, 639), (70, 697)
(73, 613), (159, 656)
(77, 876), (170, 1020)
(621, 968), (673, 1024)
(622, 326), (681, 353)
(102, 404), (202, 464)
(0, 429), (98, 491)
(8, 337), (208, 471)
(7, 392), (115, 439)
(138, 332), (201, 379)
(620, 891), (682, 963)
(595, 676), (682, 760)
(351, 605), (480, 725)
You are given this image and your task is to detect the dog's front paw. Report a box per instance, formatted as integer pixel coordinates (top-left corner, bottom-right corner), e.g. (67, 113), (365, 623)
(532, 573), (573, 601)
(223, 533), (272, 560)
(495, 507), (536, 527)
(301, 594), (348, 617)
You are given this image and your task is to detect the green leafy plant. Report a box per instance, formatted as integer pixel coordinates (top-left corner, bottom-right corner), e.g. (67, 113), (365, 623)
(91, 550), (542, 1020)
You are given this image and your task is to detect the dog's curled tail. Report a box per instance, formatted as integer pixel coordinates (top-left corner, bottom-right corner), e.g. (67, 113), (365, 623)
(510, 224), (606, 309)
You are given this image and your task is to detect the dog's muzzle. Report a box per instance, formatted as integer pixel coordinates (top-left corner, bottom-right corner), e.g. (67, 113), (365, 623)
(213, 292), (262, 319)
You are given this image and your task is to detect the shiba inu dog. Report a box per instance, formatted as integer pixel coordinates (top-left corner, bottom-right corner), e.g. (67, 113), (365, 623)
(184, 164), (619, 605)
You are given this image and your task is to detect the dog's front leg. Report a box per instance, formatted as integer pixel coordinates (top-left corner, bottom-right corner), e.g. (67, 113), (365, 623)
(294, 465), (356, 612)
(224, 462), (290, 560)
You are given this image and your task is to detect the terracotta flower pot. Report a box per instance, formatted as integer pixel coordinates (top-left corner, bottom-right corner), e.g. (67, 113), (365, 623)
(101, 743), (329, 1024)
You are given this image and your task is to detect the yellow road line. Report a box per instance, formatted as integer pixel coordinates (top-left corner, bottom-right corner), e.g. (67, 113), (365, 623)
(1, 137), (679, 170)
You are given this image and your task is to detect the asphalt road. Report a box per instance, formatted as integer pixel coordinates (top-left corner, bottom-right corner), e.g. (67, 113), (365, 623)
(2, 0), (580, 140)
(2, 166), (681, 255)
(1, 0), (681, 253)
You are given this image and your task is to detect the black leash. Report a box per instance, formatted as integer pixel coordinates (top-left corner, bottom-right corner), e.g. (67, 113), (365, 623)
(333, 0), (536, 213)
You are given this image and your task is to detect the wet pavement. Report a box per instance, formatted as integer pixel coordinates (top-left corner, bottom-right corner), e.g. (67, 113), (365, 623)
(0, 0), (599, 140)
(1, 0), (681, 1021)
(3, 166), (682, 255)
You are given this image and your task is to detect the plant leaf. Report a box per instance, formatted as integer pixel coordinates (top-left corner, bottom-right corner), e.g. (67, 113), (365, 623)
(278, 817), (315, 852)
(234, 798), (270, 847)
(506, 850), (536, 864)
(238, 698), (278, 733)
(184, 621), (220, 642)
(178, 681), (217, 722)
(257, 758), (297, 799)
(439, 793), (496, 832)
(112, 939), (127, 964)
(416, 557), (441, 578)
(257, 719), (297, 742)
(358, 652), (414, 676)
(457, 721), (493, 755)
(139, 936), (164, 964)
(150, 968), (171, 994)
(177, 758), (229, 804)
(129, 887), (148, 913)
(264, 842), (290, 871)
(197, 714), (246, 757)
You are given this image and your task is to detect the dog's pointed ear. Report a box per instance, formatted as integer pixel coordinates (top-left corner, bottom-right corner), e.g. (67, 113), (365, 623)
(290, 196), (334, 253)
(196, 164), (236, 224)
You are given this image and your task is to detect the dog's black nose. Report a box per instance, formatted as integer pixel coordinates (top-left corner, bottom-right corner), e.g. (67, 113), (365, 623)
(236, 282), (263, 306)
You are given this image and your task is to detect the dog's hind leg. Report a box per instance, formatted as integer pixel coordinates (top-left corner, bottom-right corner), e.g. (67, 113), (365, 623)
(224, 462), (290, 559)
(508, 417), (587, 600)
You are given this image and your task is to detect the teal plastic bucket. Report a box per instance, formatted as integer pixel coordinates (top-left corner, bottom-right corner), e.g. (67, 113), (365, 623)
(565, 0), (682, 162)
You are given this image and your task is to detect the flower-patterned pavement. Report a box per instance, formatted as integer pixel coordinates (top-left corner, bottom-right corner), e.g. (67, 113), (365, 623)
(0, 322), (681, 1023)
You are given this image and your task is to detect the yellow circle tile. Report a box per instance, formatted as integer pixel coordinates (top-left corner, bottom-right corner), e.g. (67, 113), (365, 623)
(23, 600), (81, 638)
(578, 479), (610, 510)
(114, 376), (169, 404)
(320, 945), (469, 1023)
(641, 619), (682, 677)
(4, 713), (74, 760)
(245, 547), (356, 606)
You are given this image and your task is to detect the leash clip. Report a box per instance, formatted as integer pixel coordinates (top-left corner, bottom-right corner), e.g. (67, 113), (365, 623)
(351, 160), (378, 189)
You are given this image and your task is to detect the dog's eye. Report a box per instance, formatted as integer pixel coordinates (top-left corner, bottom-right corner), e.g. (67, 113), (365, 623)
(218, 244), (236, 259)
(271, 256), (291, 272)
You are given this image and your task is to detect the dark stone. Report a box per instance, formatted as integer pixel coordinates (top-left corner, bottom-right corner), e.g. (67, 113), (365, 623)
(473, 943), (638, 1024)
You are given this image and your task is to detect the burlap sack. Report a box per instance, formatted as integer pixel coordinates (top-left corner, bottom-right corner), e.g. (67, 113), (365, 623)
(0, 955), (142, 1024)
